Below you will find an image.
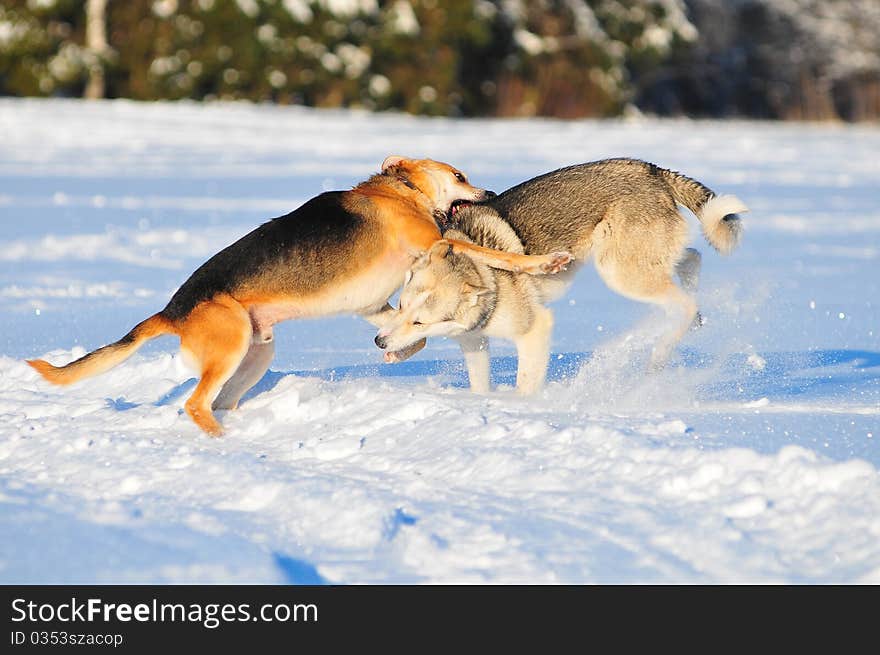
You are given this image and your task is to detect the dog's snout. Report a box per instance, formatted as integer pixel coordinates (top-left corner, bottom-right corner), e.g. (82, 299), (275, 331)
(374, 334), (388, 349)
(483, 190), (497, 200)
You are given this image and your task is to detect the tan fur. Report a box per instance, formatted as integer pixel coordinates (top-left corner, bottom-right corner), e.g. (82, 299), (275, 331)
(376, 159), (748, 392)
(376, 234), (556, 393)
(178, 294), (253, 436)
(27, 314), (174, 385)
(27, 156), (573, 436)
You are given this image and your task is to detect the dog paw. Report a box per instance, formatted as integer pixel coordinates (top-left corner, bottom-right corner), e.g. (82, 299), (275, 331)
(538, 251), (573, 275)
(384, 338), (426, 364)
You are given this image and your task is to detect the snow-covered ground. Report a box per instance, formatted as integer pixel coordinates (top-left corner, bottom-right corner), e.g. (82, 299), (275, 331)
(1, 99), (878, 583)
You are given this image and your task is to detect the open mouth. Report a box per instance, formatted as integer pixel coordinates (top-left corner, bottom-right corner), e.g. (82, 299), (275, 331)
(435, 199), (474, 231)
(448, 199), (473, 217)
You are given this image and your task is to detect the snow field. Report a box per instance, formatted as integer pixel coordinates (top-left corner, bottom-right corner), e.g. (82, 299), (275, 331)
(0, 99), (878, 582)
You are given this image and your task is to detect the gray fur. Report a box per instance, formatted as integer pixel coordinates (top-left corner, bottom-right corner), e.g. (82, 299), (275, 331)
(379, 158), (749, 392)
(455, 158), (741, 258)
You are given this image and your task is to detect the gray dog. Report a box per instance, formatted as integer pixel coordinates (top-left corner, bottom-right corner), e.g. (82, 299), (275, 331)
(375, 158), (748, 393)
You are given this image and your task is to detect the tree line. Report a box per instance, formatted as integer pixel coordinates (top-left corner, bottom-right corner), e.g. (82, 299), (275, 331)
(1, 0), (877, 121)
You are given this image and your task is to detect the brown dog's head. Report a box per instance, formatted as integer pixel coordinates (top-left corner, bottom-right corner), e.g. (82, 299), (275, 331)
(381, 155), (494, 227)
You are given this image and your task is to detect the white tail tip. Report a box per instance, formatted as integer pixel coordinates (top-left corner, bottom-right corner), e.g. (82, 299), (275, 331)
(699, 194), (748, 255)
(700, 194), (749, 221)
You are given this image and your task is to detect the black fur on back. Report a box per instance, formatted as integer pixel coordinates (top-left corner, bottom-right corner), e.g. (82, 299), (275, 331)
(162, 191), (365, 321)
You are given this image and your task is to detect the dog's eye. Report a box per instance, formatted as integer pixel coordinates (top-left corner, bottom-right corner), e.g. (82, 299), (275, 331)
(453, 172), (466, 183)
(413, 321), (424, 326)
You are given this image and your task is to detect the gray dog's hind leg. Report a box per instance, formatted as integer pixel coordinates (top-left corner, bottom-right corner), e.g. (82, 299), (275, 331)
(676, 248), (701, 293)
(675, 248), (704, 329)
(649, 285), (698, 371)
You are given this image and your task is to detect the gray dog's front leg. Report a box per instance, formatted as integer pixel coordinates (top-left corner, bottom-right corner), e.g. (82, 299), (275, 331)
(457, 334), (490, 393)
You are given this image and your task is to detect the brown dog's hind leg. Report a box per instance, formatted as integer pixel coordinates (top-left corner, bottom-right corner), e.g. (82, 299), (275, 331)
(212, 339), (275, 411)
(179, 295), (252, 436)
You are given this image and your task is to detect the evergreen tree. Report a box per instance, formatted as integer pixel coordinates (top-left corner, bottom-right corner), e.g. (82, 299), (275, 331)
(1, 1), (877, 120)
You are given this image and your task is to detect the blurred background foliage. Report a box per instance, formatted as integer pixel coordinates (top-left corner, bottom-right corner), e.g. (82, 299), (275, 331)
(1, 0), (878, 120)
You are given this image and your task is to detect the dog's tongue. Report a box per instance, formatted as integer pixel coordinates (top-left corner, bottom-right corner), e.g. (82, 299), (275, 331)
(450, 200), (471, 216)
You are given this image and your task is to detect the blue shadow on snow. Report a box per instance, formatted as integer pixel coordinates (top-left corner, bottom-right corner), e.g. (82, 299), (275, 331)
(272, 553), (327, 585)
(102, 349), (879, 411)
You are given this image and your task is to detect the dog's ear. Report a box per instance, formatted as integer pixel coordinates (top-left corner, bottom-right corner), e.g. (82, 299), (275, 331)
(382, 155), (408, 171)
(461, 282), (491, 306)
(428, 240), (453, 263)
(411, 255), (429, 271)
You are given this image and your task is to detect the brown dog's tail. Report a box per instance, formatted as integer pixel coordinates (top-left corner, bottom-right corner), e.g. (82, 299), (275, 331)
(659, 167), (749, 255)
(27, 313), (175, 386)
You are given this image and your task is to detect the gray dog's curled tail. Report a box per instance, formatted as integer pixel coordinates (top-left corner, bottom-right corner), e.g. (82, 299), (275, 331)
(660, 168), (749, 255)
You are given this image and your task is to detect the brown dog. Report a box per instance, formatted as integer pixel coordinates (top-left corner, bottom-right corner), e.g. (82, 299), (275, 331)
(27, 156), (571, 436)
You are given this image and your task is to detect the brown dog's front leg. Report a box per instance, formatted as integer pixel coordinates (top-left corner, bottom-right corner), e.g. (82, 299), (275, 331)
(383, 339), (425, 363)
(444, 239), (572, 275)
(362, 303), (398, 328)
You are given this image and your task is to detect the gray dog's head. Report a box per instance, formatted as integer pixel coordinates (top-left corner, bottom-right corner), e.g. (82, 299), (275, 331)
(374, 242), (493, 352)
